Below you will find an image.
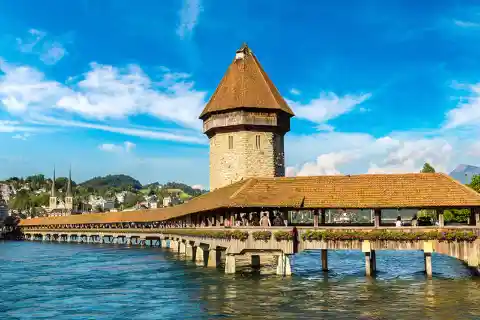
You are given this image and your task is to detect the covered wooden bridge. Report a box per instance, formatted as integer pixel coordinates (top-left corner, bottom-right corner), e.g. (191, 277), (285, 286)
(20, 173), (480, 277)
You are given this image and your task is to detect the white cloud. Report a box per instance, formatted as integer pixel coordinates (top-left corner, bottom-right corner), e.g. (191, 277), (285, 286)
(177, 0), (202, 39)
(40, 42), (67, 65)
(289, 151), (358, 176)
(12, 133), (31, 140)
(29, 115), (207, 144)
(444, 83), (480, 129)
(99, 141), (136, 153)
(0, 61), (206, 130)
(286, 132), (467, 177)
(315, 123), (335, 132)
(16, 29), (67, 65)
(454, 20), (480, 28)
(290, 88), (301, 95)
(287, 92), (371, 124)
(0, 120), (38, 133)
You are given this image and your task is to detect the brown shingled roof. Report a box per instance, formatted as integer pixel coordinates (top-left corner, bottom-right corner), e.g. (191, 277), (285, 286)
(199, 44), (295, 119)
(20, 173), (480, 226)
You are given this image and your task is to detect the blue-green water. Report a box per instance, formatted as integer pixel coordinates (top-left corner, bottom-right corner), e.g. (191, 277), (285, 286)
(1, 241), (480, 320)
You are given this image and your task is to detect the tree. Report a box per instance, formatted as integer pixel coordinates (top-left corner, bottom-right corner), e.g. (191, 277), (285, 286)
(469, 174), (480, 193)
(124, 193), (144, 208)
(421, 163), (436, 173)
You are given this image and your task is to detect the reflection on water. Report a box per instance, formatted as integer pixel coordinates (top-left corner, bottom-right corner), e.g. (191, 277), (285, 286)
(0, 241), (479, 320)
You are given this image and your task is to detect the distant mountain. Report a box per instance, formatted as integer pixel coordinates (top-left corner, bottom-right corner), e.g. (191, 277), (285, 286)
(80, 174), (142, 191)
(449, 164), (480, 184)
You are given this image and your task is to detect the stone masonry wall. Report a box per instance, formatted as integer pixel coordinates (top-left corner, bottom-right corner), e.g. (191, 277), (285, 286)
(209, 130), (285, 190)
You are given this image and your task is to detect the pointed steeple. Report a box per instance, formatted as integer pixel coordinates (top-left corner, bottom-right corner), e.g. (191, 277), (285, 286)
(199, 43), (295, 120)
(51, 166), (56, 197)
(67, 166), (72, 196)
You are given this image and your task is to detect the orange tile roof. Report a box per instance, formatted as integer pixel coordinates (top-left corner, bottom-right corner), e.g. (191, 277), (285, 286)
(199, 44), (295, 119)
(20, 173), (480, 226)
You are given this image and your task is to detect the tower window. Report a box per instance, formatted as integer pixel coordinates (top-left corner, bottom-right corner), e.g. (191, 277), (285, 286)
(228, 136), (233, 149)
(255, 135), (261, 149)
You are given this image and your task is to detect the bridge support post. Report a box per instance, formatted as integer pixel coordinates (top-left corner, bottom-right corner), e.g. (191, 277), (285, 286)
(171, 240), (179, 252)
(371, 250), (377, 273)
(225, 255), (236, 274)
(424, 241), (433, 278)
(276, 254), (292, 276)
(362, 240), (374, 276)
(467, 241), (479, 268)
(321, 249), (328, 272)
(196, 245), (206, 265)
(251, 255), (261, 269)
(179, 241), (186, 254)
(186, 242), (195, 259)
(207, 248), (221, 268)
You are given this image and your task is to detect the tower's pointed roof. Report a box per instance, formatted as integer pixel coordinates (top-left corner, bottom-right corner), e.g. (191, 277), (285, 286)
(199, 44), (295, 119)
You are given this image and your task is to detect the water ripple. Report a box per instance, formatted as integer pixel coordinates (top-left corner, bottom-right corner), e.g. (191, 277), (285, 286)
(1, 241), (479, 320)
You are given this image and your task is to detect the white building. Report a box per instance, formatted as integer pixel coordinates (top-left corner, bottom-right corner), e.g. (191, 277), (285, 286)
(0, 195), (8, 221)
(163, 196), (180, 207)
(115, 191), (128, 204)
(0, 184), (12, 202)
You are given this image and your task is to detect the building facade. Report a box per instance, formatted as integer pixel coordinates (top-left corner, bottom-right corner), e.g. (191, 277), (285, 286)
(200, 44), (295, 190)
(0, 194), (8, 221)
(47, 167), (74, 217)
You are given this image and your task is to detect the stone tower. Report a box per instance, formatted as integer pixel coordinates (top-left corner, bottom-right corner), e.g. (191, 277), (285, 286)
(49, 167), (57, 210)
(65, 166), (73, 210)
(200, 44), (295, 190)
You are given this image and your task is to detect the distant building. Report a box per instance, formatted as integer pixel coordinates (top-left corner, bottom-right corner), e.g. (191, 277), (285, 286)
(47, 167), (75, 217)
(0, 184), (12, 202)
(0, 194), (8, 221)
(103, 200), (115, 211)
(163, 196), (180, 207)
(115, 191), (128, 204)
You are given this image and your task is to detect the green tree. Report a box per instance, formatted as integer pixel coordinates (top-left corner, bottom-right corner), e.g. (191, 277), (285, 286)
(469, 175), (480, 193)
(420, 163), (436, 173)
(124, 193), (144, 208)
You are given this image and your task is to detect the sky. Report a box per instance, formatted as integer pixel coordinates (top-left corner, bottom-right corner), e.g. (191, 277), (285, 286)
(1, 0), (480, 189)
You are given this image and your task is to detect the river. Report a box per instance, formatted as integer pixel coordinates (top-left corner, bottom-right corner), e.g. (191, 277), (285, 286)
(0, 241), (479, 319)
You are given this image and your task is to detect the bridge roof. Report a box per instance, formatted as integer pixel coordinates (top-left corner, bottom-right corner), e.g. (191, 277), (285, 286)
(20, 173), (480, 226)
(199, 44), (294, 120)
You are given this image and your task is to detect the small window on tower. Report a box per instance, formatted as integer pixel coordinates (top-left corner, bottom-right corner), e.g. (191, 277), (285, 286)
(228, 136), (233, 149)
(255, 135), (261, 149)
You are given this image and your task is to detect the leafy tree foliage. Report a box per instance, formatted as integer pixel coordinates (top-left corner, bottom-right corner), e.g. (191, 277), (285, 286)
(124, 193), (145, 208)
(469, 174), (480, 193)
(80, 174), (142, 192)
(420, 163), (436, 173)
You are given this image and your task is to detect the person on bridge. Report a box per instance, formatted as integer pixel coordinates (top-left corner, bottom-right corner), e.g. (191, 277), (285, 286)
(395, 216), (403, 227)
(260, 213), (271, 227)
(272, 213), (284, 226)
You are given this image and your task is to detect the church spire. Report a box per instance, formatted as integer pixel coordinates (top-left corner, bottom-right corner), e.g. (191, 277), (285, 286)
(67, 165), (72, 196)
(51, 166), (56, 197)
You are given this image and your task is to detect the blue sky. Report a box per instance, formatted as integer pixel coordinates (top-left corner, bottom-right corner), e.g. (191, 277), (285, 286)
(1, 0), (480, 189)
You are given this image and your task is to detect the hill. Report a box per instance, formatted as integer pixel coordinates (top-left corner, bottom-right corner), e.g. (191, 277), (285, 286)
(449, 164), (480, 184)
(80, 174), (142, 191)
